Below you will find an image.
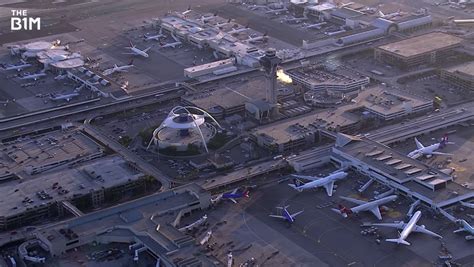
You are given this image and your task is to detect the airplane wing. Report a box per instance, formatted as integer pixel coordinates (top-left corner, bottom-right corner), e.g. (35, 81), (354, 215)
(229, 198), (237, 204)
(122, 52), (136, 55)
(431, 151), (453, 156)
(230, 188), (238, 194)
(413, 225), (442, 238)
(143, 46), (152, 52)
(369, 207), (383, 220)
(340, 196), (367, 205)
(323, 181), (335, 197)
(291, 174), (322, 181)
(269, 214), (286, 219)
(409, 152), (422, 159)
(371, 222), (405, 229)
(290, 210), (304, 218)
(414, 138), (425, 149)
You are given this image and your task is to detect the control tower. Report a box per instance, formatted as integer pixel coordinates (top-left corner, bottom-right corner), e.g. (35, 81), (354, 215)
(259, 49), (281, 117)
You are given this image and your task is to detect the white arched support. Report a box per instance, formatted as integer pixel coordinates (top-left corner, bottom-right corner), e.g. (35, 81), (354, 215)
(146, 106), (222, 154)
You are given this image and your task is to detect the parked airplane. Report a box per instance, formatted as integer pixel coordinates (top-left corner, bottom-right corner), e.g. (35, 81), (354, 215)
(19, 71), (46, 81)
(211, 188), (250, 204)
(227, 25), (250, 35)
(200, 13), (217, 23)
(49, 92), (79, 102)
(454, 219), (474, 237)
(332, 195), (398, 220)
(265, 8), (288, 15)
(288, 170), (348, 196)
(407, 134), (453, 159)
(371, 211), (442, 245)
(0, 60), (31, 71)
(178, 214), (208, 232)
(124, 41), (151, 58)
(144, 28), (165, 41)
(303, 22), (327, 29)
(103, 60), (134, 76)
(216, 18), (232, 28)
(246, 33), (268, 44)
(378, 9), (403, 20)
(159, 41), (182, 49)
(269, 205), (303, 224)
(182, 6), (192, 16)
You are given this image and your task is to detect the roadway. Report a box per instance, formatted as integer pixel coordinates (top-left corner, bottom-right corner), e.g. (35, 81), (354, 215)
(79, 122), (173, 189)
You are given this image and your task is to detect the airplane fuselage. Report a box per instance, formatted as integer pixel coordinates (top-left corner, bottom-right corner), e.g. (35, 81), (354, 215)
(283, 209), (295, 223)
(399, 211), (421, 240)
(351, 195), (397, 213)
(131, 47), (149, 57)
(294, 171), (347, 191)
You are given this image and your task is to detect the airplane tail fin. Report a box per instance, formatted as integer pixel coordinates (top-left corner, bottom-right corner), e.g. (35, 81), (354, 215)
(385, 238), (410, 246)
(129, 59), (134, 65)
(332, 204), (351, 218)
(288, 183), (302, 192)
(243, 190), (250, 198)
(129, 41), (134, 48)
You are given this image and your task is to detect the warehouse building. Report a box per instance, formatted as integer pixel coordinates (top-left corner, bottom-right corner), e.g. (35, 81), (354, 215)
(374, 32), (463, 68)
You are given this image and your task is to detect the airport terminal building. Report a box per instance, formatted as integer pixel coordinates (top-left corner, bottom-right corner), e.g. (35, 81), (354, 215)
(440, 61), (474, 91)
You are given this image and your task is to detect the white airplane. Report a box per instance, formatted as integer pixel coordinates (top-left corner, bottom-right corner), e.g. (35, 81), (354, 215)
(460, 201), (474, 209)
(407, 134), (453, 159)
(144, 28), (165, 41)
(216, 18), (232, 28)
(1, 60), (31, 71)
(160, 33), (182, 48)
(124, 41), (151, 58)
(265, 8), (288, 15)
(102, 60), (134, 76)
(288, 170), (348, 196)
(269, 205), (303, 224)
(159, 41), (182, 49)
(303, 22), (327, 30)
(227, 26), (250, 35)
(49, 92), (79, 102)
(332, 195), (398, 220)
(178, 214), (207, 232)
(246, 33), (268, 44)
(182, 6), (192, 16)
(453, 219), (474, 238)
(19, 71), (46, 81)
(378, 9), (403, 20)
(199, 13), (217, 23)
(370, 211), (442, 245)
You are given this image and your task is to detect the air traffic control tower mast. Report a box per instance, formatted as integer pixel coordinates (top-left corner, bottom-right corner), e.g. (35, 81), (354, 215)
(260, 48), (281, 117)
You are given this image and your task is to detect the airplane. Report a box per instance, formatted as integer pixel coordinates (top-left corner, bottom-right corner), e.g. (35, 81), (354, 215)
(103, 59), (134, 76)
(159, 33), (182, 48)
(453, 219), (474, 238)
(0, 60), (32, 71)
(407, 134), (454, 159)
(269, 205), (303, 224)
(378, 9), (403, 20)
(159, 41), (182, 49)
(178, 214), (208, 232)
(332, 195), (398, 220)
(227, 25), (250, 35)
(248, 5), (269, 11)
(211, 188), (250, 204)
(143, 28), (165, 41)
(216, 18), (232, 28)
(124, 41), (151, 58)
(19, 71), (46, 81)
(265, 8), (288, 15)
(246, 33), (268, 44)
(182, 6), (192, 16)
(460, 201), (474, 209)
(199, 13), (217, 23)
(49, 92), (79, 102)
(370, 211), (442, 245)
(303, 22), (327, 30)
(288, 170), (348, 196)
